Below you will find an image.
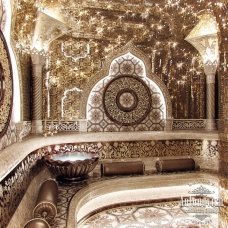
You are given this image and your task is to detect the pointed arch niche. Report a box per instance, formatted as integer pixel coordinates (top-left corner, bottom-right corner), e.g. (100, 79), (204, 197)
(80, 42), (172, 132)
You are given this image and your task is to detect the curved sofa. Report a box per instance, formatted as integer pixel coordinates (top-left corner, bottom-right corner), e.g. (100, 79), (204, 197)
(67, 173), (219, 227)
(0, 131), (219, 227)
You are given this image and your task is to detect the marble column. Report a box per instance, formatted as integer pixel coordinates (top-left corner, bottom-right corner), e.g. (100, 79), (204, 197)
(204, 64), (217, 131)
(31, 54), (45, 134)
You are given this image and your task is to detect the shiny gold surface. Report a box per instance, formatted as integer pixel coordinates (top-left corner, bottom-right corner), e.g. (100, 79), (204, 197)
(0, 30), (13, 137)
(11, 0), (228, 120)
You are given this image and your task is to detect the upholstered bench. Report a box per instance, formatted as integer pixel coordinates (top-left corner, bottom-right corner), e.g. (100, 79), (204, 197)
(101, 161), (145, 176)
(33, 179), (58, 223)
(24, 218), (50, 228)
(155, 158), (195, 173)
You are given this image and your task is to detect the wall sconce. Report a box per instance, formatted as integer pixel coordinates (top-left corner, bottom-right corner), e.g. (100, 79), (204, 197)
(185, 12), (220, 130)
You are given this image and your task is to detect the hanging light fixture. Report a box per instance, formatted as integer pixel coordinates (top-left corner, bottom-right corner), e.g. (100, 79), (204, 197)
(185, 12), (220, 131)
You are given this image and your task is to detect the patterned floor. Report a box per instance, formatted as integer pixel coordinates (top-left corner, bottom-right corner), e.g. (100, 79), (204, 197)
(50, 172), (219, 228)
(78, 201), (218, 228)
(51, 181), (86, 227)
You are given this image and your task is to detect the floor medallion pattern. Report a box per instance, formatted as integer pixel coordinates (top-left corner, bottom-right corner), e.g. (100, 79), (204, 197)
(50, 172), (220, 228)
(78, 201), (218, 228)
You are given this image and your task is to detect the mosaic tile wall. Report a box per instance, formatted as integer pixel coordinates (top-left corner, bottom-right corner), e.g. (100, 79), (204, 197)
(0, 121), (17, 151)
(0, 150), (45, 228)
(87, 53), (166, 132)
(41, 139), (218, 171)
(0, 121), (31, 151)
(219, 140), (228, 177)
(0, 29), (13, 138)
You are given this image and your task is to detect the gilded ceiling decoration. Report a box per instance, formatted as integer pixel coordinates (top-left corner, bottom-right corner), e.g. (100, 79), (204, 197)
(12, 0), (228, 120)
(0, 30), (13, 137)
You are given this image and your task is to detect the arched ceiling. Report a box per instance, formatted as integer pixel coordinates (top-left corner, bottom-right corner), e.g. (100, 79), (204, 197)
(12, 0), (227, 53)
(11, 0), (228, 120)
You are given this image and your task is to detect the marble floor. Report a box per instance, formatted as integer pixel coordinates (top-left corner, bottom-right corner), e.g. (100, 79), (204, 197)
(78, 201), (218, 228)
(50, 172), (220, 228)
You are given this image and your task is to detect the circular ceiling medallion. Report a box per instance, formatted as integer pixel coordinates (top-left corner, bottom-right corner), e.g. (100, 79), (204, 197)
(103, 75), (151, 126)
(0, 31), (13, 137)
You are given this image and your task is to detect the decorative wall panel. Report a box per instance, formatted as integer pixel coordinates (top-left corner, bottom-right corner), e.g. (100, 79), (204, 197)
(0, 30), (13, 137)
(12, 0), (221, 120)
(0, 121), (17, 151)
(172, 119), (206, 130)
(40, 139), (218, 171)
(0, 150), (45, 228)
(19, 53), (32, 121)
(103, 75), (152, 126)
(0, 121), (31, 151)
(0, 0), (6, 31)
(87, 53), (166, 132)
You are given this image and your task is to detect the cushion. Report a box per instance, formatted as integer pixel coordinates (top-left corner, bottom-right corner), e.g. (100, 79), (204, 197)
(155, 158), (195, 172)
(101, 161), (145, 176)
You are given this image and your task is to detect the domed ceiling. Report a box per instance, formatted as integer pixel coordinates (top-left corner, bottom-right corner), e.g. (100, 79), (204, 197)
(11, 0), (228, 120)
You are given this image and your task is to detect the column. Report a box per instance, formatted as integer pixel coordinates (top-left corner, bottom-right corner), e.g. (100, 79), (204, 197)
(204, 64), (217, 131)
(31, 53), (45, 134)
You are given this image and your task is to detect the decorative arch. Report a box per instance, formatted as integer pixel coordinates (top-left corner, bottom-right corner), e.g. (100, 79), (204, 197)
(2, 0), (21, 122)
(0, 29), (13, 137)
(80, 41), (172, 131)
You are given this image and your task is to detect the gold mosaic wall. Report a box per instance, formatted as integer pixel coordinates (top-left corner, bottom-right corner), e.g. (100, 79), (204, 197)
(46, 22), (206, 120)
(216, 3), (228, 177)
(10, 0), (227, 124)
(0, 30), (13, 137)
(12, 0), (228, 121)
(19, 53), (32, 121)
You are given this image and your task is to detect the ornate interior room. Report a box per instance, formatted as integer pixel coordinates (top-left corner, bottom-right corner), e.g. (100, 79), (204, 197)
(0, 0), (228, 227)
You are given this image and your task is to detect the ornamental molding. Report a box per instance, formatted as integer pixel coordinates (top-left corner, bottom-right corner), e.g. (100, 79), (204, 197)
(102, 75), (152, 126)
(79, 41), (172, 119)
(0, 30), (13, 137)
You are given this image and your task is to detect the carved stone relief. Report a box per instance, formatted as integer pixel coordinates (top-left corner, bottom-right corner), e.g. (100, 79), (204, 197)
(0, 30), (13, 137)
(87, 52), (167, 132)
(103, 75), (152, 126)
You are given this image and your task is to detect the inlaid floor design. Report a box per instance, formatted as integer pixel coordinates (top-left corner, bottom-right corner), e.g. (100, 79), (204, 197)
(51, 181), (86, 227)
(78, 201), (218, 228)
(51, 172), (219, 228)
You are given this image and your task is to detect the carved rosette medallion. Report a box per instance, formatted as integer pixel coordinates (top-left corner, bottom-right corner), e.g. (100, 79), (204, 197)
(103, 75), (151, 126)
(0, 31), (13, 137)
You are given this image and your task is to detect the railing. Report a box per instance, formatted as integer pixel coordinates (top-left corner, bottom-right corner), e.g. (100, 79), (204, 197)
(172, 119), (207, 130)
(43, 120), (87, 135)
(42, 119), (219, 133)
